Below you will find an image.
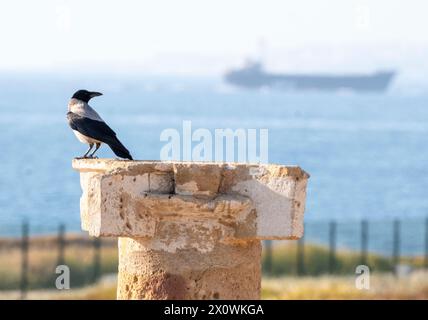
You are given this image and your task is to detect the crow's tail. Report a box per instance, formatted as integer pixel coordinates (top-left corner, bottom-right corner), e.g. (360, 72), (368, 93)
(107, 137), (133, 160)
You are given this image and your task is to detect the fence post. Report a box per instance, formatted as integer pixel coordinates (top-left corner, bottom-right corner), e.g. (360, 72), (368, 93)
(329, 220), (337, 274)
(392, 219), (400, 273)
(361, 220), (368, 265)
(93, 237), (101, 282)
(264, 240), (273, 275)
(425, 217), (428, 269)
(297, 236), (305, 276)
(20, 221), (29, 300)
(57, 224), (65, 266)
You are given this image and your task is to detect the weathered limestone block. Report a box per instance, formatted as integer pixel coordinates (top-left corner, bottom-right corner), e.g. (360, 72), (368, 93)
(73, 159), (309, 300)
(173, 163), (223, 198)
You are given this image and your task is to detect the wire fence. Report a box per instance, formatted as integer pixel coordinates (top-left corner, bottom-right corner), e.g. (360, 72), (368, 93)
(262, 217), (428, 276)
(0, 217), (427, 298)
(0, 222), (117, 299)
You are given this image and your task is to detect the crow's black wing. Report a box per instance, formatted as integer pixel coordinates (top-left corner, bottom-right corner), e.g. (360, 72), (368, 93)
(67, 112), (116, 140)
(67, 112), (133, 160)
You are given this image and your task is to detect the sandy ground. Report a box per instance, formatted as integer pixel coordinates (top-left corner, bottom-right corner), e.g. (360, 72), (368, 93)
(1, 271), (427, 300)
(262, 270), (428, 299)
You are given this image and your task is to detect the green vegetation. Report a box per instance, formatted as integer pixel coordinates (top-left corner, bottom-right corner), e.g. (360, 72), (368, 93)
(0, 235), (117, 290)
(261, 241), (425, 276)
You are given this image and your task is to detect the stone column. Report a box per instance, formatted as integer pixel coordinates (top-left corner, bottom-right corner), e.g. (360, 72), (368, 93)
(73, 159), (309, 300)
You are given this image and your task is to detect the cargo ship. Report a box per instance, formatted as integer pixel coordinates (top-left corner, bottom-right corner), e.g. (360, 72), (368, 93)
(224, 61), (396, 92)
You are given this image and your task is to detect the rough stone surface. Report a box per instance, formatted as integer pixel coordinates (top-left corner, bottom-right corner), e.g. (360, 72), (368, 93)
(73, 159), (309, 240)
(117, 237), (261, 300)
(73, 159), (309, 300)
(173, 163), (223, 198)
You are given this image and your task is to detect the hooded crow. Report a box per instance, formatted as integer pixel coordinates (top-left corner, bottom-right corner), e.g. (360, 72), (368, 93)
(67, 90), (133, 160)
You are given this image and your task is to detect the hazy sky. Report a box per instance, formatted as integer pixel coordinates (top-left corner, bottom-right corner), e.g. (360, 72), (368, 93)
(0, 0), (427, 75)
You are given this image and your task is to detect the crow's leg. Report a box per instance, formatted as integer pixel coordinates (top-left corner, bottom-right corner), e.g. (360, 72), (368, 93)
(88, 143), (101, 158)
(79, 143), (94, 158)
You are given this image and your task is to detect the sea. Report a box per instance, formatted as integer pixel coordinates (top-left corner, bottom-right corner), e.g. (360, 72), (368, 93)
(0, 73), (427, 255)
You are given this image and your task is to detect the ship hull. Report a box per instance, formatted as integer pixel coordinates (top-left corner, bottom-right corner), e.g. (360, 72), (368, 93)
(225, 70), (396, 92)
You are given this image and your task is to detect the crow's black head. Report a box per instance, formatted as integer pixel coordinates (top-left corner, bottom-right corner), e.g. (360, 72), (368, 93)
(71, 90), (103, 103)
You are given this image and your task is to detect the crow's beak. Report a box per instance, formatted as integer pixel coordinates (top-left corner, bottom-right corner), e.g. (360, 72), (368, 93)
(90, 92), (103, 98)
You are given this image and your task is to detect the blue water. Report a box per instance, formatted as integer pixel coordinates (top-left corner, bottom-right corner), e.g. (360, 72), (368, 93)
(0, 74), (427, 255)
